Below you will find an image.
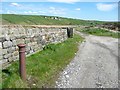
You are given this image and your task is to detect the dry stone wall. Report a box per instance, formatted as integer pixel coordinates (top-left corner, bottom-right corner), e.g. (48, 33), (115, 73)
(0, 25), (68, 67)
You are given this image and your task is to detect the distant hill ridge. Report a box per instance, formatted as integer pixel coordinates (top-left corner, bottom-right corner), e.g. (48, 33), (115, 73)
(1, 14), (106, 26)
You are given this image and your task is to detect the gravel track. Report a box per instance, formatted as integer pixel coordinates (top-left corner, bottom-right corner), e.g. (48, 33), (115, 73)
(55, 31), (119, 88)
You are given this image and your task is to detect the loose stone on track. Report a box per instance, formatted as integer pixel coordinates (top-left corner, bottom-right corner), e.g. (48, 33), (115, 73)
(55, 31), (118, 88)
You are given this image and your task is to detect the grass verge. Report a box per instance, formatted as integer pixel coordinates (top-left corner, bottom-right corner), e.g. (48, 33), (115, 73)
(2, 34), (84, 88)
(76, 27), (120, 38)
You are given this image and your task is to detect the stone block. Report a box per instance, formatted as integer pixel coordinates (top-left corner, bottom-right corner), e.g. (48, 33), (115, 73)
(2, 59), (8, 64)
(15, 46), (19, 51)
(26, 46), (30, 52)
(8, 57), (14, 62)
(13, 51), (19, 56)
(0, 49), (2, 56)
(3, 41), (12, 48)
(0, 42), (2, 49)
(42, 36), (45, 40)
(16, 39), (25, 45)
(10, 36), (16, 41)
(4, 35), (10, 41)
(3, 53), (11, 59)
(13, 56), (19, 61)
(12, 40), (17, 46)
(2, 49), (7, 55)
(8, 47), (15, 53)
(0, 55), (3, 60)
(0, 37), (6, 42)
(25, 38), (30, 44)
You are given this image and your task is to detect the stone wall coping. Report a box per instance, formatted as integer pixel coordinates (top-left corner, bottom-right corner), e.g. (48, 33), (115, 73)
(1, 25), (76, 28)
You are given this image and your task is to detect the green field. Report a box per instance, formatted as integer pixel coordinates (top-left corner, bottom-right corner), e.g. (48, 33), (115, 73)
(2, 34), (84, 88)
(76, 27), (120, 38)
(1, 14), (106, 26)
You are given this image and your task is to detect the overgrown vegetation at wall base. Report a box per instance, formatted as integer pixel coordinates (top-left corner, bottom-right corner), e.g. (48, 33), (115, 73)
(2, 34), (84, 88)
(76, 27), (120, 38)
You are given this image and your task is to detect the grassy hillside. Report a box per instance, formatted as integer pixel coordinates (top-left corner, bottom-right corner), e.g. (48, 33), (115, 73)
(1, 14), (106, 25)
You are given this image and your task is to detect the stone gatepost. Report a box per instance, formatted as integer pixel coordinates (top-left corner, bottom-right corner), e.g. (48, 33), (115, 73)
(67, 27), (73, 38)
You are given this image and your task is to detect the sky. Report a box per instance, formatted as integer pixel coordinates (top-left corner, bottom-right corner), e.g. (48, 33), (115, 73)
(0, 0), (119, 21)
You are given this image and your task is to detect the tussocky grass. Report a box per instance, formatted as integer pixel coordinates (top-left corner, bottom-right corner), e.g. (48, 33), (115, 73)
(2, 34), (84, 88)
(76, 27), (120, 38)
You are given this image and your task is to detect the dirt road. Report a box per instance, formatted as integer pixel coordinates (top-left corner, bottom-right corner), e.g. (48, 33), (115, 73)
(55, 31), (119, 88)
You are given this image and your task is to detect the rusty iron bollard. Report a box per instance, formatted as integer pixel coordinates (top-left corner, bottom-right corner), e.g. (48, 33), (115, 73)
(17, 44), (26, 81)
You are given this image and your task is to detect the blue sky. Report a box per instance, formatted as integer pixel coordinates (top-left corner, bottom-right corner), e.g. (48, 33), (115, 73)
(1, 1), (118, 21)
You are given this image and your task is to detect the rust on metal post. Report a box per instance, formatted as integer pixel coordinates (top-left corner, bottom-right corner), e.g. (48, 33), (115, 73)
(17, 44), (26, 81)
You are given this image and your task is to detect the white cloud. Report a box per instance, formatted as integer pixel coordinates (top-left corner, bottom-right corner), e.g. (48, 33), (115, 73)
(2, 0), (120, 2)
(75, 8), (81, 10)
(24, 11), (38, 14)
(38, 11), (46, 14)
(7, 10), (17, 14)
(49, 7), (66, 15)
(96, 3), (117, 11)
(49, 7), (55, 10)
(23, 7), (66, 15)
(10, 3), (21, 7)
(47, 0), (80, 3)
